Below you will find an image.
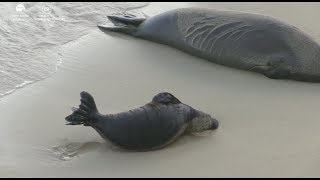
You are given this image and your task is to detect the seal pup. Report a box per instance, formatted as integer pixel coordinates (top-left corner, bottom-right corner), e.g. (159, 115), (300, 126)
(65, 91), (219, 151)
(98, 7), (320, 82)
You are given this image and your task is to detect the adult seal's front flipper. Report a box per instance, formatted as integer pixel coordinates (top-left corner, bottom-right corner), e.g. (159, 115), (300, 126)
(250, 59), (291, 79)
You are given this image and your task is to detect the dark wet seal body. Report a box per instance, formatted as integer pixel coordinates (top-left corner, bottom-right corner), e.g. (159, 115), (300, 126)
(65, 92), (218, 151)
(98, 8), (320, 82)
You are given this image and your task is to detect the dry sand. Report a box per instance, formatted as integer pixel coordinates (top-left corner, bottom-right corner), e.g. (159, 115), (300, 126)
(1, 2), (320, 177)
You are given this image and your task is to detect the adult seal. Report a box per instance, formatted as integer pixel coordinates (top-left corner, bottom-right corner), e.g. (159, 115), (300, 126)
(65, 91), (219, 151)
(98, 7), (320, 82)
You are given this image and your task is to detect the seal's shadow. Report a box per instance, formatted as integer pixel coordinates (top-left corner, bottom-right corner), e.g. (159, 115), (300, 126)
(47, 129), (217, 161)
(168, 131), (217, 149)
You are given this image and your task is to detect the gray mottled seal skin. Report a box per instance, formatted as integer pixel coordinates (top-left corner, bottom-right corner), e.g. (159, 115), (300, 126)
(98, 7), (320, 82)
(65, 91), (218, 151)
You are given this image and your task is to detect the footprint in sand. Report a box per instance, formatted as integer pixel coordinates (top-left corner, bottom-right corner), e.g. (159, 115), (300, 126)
(50, 140), (110, 161)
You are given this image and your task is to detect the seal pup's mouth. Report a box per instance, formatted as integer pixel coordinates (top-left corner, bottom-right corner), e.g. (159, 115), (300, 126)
(65, 122), (82, 125)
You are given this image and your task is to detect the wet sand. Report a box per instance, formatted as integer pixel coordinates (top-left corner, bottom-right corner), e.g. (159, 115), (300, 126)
(1, 2), (320, 177)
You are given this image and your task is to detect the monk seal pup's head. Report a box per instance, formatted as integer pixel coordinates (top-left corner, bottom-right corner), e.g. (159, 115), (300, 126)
(152, 92), (219, 133)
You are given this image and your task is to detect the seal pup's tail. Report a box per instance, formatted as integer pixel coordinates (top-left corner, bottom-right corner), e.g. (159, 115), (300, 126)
(65, 91), (99, 126)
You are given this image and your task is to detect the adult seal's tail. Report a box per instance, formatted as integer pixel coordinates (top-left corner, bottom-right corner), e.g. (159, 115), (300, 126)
(65, 91), (219, 151)
(98, 8), (320, 82)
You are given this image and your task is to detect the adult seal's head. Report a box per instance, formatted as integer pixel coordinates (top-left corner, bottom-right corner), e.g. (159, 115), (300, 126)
(98, 8), (320, 83)
(65, 91), (219, 151)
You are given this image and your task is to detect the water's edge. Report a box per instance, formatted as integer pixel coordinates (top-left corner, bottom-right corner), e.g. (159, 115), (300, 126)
(0, 2), (150, 100)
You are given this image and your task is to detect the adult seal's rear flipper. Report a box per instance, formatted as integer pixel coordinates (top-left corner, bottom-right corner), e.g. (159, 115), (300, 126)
(98, 14), (146, 36)
(107, 14), (146, 27)
(97, 25), (137, 36)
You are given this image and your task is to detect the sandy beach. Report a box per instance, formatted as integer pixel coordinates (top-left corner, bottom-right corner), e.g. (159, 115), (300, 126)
(2, 2), (320, 177)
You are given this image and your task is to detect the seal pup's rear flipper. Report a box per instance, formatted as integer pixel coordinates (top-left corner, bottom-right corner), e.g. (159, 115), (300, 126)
(65, 91), (99, 126)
